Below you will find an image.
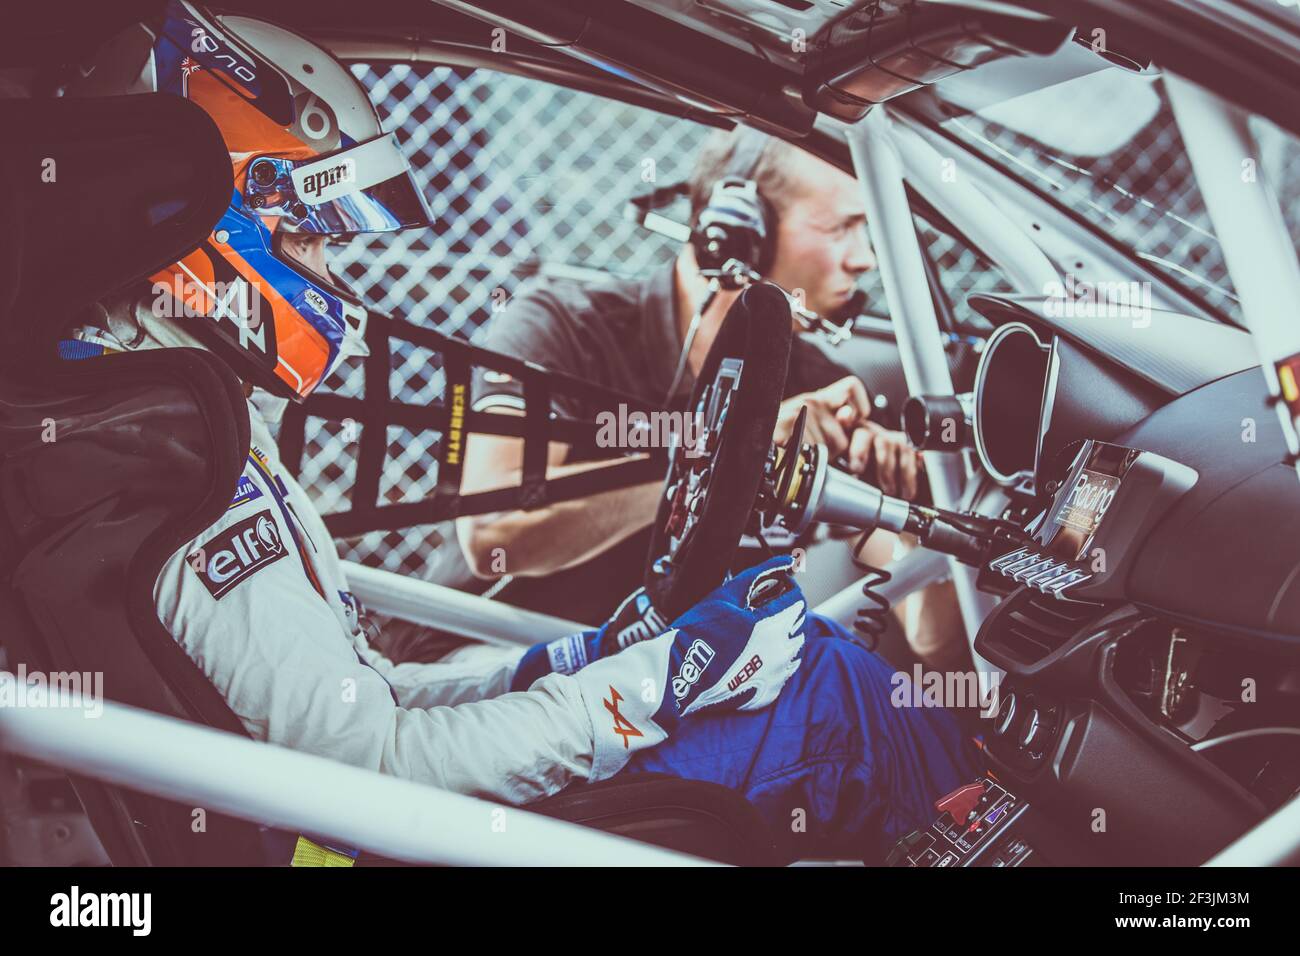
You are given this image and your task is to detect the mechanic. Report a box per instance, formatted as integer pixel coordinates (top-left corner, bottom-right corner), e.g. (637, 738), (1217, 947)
(448, 127), (925, 627)
(61, 2), (979, 863)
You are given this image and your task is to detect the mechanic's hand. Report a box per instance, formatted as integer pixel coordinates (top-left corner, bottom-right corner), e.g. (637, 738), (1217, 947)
(774, 375), (872, 460)
(855, 420), (925, 501)
(509, 586), (670, 691)
(774, 376), (926, 500)
(568, 557), (808, 781)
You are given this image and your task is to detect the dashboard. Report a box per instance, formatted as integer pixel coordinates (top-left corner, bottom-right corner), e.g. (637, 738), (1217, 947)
(943, 293), (1300, 865)
(967, 292), (1295, 633)
(969, 293), (1257, 494)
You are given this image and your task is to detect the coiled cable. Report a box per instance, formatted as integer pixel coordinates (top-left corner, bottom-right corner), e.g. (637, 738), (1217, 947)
(849, 529), (892, 652)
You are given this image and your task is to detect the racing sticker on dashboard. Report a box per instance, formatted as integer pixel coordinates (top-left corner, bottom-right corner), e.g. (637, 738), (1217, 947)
(1056, 469), (1120, 535)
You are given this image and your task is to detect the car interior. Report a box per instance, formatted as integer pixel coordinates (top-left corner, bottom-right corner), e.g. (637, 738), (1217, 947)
(1, 0), (1299, 869)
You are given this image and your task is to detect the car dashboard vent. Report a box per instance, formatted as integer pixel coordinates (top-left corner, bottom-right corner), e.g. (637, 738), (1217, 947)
(981, 586), (1105, 666)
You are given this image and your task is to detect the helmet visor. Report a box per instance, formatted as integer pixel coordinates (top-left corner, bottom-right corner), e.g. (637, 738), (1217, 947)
(245, 132), (435, 236)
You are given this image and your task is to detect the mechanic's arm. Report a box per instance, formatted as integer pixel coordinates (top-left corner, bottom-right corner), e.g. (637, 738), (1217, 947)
(455, 408), (661, 578)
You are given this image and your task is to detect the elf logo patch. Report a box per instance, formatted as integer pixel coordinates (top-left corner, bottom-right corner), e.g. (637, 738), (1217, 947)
(190, 512), (286, 599)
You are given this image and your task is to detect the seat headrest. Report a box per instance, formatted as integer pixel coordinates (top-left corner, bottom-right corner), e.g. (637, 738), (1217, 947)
(0, 2), (165, 68)
(0, 167), (19, 325)
(0, 92), (232, 356)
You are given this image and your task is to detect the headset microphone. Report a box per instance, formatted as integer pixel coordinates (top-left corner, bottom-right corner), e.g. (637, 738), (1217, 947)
(624, 182), (693, 243)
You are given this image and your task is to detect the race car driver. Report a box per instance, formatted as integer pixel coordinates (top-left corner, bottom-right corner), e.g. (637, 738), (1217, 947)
(63, 1), (979, 861)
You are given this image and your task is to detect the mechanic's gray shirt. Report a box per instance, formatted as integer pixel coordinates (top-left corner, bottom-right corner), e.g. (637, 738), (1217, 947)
(441, 264), (851, 625)
(472, 263), (850, 424)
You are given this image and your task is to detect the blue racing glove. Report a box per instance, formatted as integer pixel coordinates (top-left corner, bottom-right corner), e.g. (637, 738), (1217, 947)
(566, 556), (808, 781)
(510, 585), (671, 692)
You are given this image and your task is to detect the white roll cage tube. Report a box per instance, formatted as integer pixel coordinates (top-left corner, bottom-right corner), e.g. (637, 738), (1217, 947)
(844, 107), (1005, 676)
(1204, 789), (1300, 867)
(887, 119), (1060, 293)
(0, 680), (712, 867)
(1161, 77), (1300, 870)
(1165, 74), (1300, 482)
(343, 560), (584, 648)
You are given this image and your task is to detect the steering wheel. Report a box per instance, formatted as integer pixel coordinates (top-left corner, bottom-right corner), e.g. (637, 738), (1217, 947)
(644, 282), (793, 620)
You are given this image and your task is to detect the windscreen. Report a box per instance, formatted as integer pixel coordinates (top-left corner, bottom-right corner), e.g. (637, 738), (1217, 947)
(935, 57), (1300, 328)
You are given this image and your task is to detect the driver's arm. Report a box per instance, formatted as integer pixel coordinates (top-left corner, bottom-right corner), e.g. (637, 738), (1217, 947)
(456, 411), (661, 578)
(158, 538), (597, 803)
(159, 530), (800, 805)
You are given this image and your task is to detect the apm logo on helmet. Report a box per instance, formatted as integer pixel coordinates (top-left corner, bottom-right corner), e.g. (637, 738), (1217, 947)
(299, 158), (356, 200)
(190, 512), (287, 599)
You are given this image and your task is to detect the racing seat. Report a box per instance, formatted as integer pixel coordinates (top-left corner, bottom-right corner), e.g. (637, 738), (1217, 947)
(0, 91), (265, 865)
(529, 773), (779, 865)
(0, 92), (782, 866)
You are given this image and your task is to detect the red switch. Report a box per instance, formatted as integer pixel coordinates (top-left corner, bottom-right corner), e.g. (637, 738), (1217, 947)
(935, 781), (986, 824)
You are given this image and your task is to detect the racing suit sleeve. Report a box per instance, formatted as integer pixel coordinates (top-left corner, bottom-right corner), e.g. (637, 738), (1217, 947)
(156, 547), (597, 804)
(361, 641), (525, 710)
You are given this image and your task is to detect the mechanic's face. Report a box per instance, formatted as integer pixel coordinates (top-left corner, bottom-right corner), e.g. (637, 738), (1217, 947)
(766, 153), (875, 319)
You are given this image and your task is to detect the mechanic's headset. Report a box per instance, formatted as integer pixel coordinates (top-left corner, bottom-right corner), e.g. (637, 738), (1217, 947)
(690, 127), (776, 282)
(626, 126), (775, 285)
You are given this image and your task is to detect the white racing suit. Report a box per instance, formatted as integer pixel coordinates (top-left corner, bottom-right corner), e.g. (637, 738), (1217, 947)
(157, 399), (609, 802)
(69, 317), (978, 860)
(60, 316), (577, 792)
(161, 400), (978, 861)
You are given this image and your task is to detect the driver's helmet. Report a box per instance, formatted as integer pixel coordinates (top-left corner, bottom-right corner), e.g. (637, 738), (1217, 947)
(71, 0), (434, 401)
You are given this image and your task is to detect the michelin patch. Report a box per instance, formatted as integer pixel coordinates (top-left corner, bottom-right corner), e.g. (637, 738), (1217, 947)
(228, 474), (264, 510)
(189, 511), (287, 599)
